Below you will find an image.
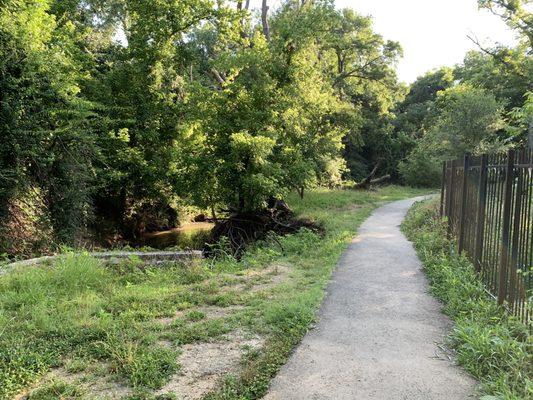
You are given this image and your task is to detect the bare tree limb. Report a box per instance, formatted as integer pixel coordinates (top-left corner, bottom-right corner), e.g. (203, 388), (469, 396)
(353, 160), (383, 190)
(211, 68), (226, 85)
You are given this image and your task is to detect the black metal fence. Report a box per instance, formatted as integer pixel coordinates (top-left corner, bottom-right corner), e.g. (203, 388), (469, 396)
(441, 148), (532, 324)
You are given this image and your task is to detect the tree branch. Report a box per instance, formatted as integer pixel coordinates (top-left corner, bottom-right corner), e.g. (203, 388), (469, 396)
(467, 34), (526, 78)
(211, 68), (226, 86)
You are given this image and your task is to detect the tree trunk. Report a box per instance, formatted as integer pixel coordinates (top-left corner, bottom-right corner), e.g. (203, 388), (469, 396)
(210, 203), (218, 223)
(261, 0), (271, 41)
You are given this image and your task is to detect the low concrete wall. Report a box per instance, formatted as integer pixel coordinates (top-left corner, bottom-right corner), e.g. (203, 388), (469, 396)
(1, 250), (203, 275)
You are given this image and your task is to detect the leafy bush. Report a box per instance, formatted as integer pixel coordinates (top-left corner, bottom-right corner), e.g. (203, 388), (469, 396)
(398, 146), (442, 187)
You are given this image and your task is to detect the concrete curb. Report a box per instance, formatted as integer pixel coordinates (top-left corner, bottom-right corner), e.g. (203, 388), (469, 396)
(1, 250), (203, 275)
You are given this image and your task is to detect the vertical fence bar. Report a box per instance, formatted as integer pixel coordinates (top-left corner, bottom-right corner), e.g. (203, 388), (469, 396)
(440, 161), (446, 217)
(508, 150), (524, 312)
(474, 154), (488, 273)
(498, 149), (515, 305)
(458, 154), (470, 253)
(445, 161), (452, 219)
(447, 161), (455, 237)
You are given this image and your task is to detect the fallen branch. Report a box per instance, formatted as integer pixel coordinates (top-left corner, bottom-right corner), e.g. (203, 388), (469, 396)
(369, 174), (391, 186)
(353, 160), (382, 190)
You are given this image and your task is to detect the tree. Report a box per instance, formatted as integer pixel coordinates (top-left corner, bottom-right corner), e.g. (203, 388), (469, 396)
(179, 1), (348, 210)
(85, 0), (220, 238)
(458, 47), (532, 107)
(0, 0), (96, 250)
(399, 85), (509, 186)
(478, 0), (533, 47)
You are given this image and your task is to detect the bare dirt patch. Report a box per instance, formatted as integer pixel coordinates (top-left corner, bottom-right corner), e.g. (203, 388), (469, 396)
(155, 305), (245, 326)
(157, 330), (264, 399)
(225, 264), (292, 294)
(334, 203), (362, 212)
(17, 364), (132, 400)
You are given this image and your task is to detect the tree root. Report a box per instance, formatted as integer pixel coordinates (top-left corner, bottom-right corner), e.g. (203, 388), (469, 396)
(204, 201), (322, 259)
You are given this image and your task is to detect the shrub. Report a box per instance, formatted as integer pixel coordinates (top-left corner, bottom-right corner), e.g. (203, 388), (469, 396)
(398, 146), (442, 187)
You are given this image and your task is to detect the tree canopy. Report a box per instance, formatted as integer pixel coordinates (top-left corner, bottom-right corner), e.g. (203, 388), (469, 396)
(0, 0), (531, 254)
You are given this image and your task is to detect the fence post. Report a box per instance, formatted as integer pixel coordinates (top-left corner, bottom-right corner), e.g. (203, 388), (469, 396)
(440, 161), (446, 217)
(458, 154), (470, 253)
(498, 149), (515, 305)
(508, 150), (524, 311)
(446, 160), (455, 237)
(473, 154), (488, 273)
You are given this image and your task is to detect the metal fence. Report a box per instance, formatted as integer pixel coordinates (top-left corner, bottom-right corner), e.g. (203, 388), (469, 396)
(441, 148), (532, 324)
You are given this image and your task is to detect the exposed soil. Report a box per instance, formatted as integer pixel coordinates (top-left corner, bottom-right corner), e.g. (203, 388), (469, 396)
(155, 305), (245, 326)
(18, 364), (132, 400)
(15, 261), (291, 400)
(157, 330), (264, 399)
(228, 264), (292, 294)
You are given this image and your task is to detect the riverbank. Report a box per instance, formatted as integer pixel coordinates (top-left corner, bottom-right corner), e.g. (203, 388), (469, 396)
(0, 186), (430, 400)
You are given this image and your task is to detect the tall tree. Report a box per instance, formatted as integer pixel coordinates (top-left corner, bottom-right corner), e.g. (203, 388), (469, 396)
(0, 0), (95, 250)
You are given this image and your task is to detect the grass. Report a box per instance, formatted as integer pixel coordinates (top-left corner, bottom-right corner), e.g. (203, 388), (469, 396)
(402, 199), (532, 400)
(0, 185), (430, 400)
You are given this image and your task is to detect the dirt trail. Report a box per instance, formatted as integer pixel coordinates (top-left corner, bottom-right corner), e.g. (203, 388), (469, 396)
(264, 197), (477, 400)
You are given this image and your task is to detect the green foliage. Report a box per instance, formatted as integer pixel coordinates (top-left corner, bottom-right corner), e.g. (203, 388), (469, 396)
(105, 340), (178, 389)
(26, 380), (82, 399)
(398, 146), (442, 187)
(0, 186), (430, 399)
(507, 91), (533, 143)
(478, 0), (533, 46)
(325, 7), (403, 181)
(2, 0), (407, 251)
(394, 68), (455, 140)
(0, 253), (189, 398)
(428, 84), (508, 158)
(0, 0), (530, 253)
(398, 83), (511, 186)
(0, 0), (96, 250)
(456, 49), (532, 112)
(396, 19), (531, 183)
(403, 200), (532, 399)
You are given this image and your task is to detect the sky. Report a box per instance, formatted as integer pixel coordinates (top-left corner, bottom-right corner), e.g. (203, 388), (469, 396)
(250, 0), (521, 83)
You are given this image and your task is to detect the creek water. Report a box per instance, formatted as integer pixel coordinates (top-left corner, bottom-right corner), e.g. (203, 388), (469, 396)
(139, 222), (214, 250)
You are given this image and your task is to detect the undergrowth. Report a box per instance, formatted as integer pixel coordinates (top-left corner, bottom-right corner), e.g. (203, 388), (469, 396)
(402, 199), (532, 400)
(0, 186), (430, 399)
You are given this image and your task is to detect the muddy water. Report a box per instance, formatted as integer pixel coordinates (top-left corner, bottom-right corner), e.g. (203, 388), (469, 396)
(140, 222), (214, 250)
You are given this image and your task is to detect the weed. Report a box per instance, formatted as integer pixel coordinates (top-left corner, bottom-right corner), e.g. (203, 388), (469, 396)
(26, 380), (83, 399)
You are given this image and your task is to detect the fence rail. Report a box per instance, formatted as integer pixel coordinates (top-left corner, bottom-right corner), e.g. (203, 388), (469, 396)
(441, 148), (533, 324)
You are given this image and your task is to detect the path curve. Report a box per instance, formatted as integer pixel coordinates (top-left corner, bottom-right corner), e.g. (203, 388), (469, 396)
(265, 197), (477, 400)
